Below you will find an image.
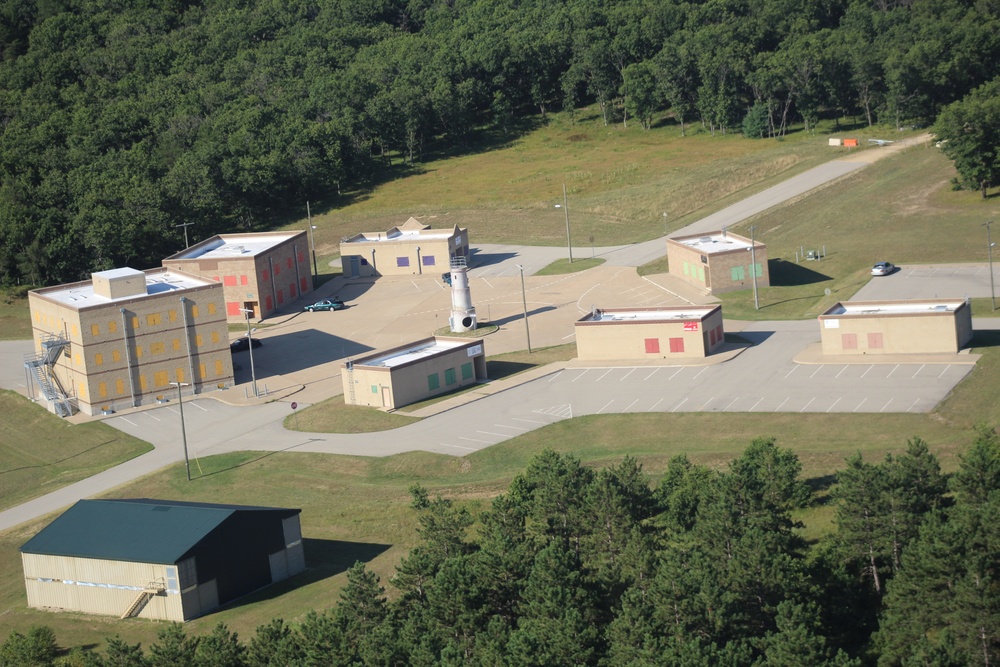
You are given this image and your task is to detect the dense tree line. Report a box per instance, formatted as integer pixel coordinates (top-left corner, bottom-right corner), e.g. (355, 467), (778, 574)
(3, 430), (998, 666)
(0, 0), (999, 285)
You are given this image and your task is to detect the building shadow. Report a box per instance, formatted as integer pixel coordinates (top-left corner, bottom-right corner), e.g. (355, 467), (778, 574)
(970, 329), (1000, 348)
(469, 249), (519, 269)
(768, 258), (831, 286)
(232, 331), (374, 381)
(214, 538), (392, 613)
(728, 330), (775, 346)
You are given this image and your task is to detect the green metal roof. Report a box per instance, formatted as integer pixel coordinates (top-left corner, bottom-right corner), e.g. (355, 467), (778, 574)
(20, 499), (295, 564)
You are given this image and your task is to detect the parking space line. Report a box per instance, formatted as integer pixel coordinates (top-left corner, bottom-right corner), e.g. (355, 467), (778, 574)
(775, 397), (789, 411)
(595, 369), (614, 382)
(810, 365), (825, 378)
(572, 370), (589, 382)
(623, 398), (639, 411)
(547, 371), (563, 383)
(887, 365), (900, 378)
(911, 365), (925, 379)
(748, 397), (764, 412)
(861, 365), (874, 379)
(826, 397), (841, 412)
(644, 367), (660, 381)
(800, 397), (815, 412)
(481, 277), (494, 289)
(190, 402), (209, 412)
(647, 398), (664, 412)
(144, 413), (161, 422)
(836, 366), (848, 378)
(906, 398), (920, 412)
(459, 436), (495, 444)
(118, 417), (138, 427)
(562, 332), (576, 339)
(494, 424), (528, 430)
(879, 398), (893, 412)
(723, 397), (738, 411)
(439, 443), (477, 451)
(477, 430), (512, 438)
(669, 368), (684, 380)
(938, 365), (951, 378)
(597, 399), (614, 414)
(620, 369), (636, 382)
(512, 417), (549, 424)
(692, 367), (708, 379)
(671, 397), (688, 412)
(854, 397), (868, 412)
(699, 396), (715, 410)
(784, 365), (798, 379)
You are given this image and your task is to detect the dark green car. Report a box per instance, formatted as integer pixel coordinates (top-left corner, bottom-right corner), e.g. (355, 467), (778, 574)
(304, 297), (346, 312)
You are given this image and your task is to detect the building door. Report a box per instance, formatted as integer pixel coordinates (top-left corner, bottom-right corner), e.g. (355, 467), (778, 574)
(347, 256), (360, 277)
(243, 301), (258, 319)
(381, 386), (391, 408)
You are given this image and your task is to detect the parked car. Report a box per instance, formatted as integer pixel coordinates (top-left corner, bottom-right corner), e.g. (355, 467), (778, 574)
(230, 337), (262, 352)
(871, 262), (895, 276)
(304, 297), (346, 312)
(442, 272), (452, 286)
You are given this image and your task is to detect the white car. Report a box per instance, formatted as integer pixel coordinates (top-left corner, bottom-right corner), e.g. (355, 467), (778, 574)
(871, 262), (895, 276)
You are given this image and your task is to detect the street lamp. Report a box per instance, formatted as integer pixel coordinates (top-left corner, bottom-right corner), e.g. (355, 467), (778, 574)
(985, 220), (996, 311)
(554, 183), (573, 263)
(238, 308), (258, 397)
(168, 381), (191, 481)
(306, 201), (318, 283)
(748, 226), (760, 310)
(663, 211), (668, 236)
(516, 264), (532, 353)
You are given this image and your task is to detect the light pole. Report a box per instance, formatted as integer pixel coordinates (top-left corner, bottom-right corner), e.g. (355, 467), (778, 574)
(238, 308), (258, 397)
(749, 225), (760, 310)
(168, 381), (191, 481)
(555, 184), (573, 263)
(663, 211), (668, 236)
(985, 220), (996, 311)
(306, 201), (318, 283)
(517, 264), (532, 353)
(175, 222), (193, 249)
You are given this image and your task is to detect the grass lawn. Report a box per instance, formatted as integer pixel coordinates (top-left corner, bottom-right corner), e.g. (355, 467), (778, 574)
(0, 289), (31, 340)
(535, 257), (605, 275)
(0, 391), (152, 512)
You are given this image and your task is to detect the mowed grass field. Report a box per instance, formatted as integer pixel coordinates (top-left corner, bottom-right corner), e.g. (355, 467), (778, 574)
(2, 109), (999, 652)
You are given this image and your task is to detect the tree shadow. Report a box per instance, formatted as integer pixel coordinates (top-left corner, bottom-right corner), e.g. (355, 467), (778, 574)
(804, 473), (838, 507)
(768, 258), (831, 287)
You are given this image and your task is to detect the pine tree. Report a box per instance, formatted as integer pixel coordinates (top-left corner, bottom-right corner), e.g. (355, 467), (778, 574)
(148, 624), (196, 667)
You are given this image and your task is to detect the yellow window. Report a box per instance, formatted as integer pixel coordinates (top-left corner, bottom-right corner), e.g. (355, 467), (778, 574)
(210, 331), (219, 344)
(191, 305), (200, 317)
(135, 346), (143, 358)
(131, 316), (139, 329)
(168, 310), (177, 322)
(150, 342), (165, 355)
(108, 321), (117, 333)
(112, 350), (120, 362)
(139, 375), (147, 391)
(207, 303), (216, 315)
(74, 353), (82, 366)
(172, 339), (181, 351)
(175, 369), (185, 383)
(153, 371), (169, 387)
(78, 382), (86, 398)
(115, 379), (125, 395)
(195, 334), (203, 347)
(98, 382), (107, 398)
(214, 360), (224, 376)
(95, 353), (103, 366)
(199, 363), (207, 379)
(71, 324), (78, 336)
(147, 313), (162, 326)
(91, 324), (100, 337)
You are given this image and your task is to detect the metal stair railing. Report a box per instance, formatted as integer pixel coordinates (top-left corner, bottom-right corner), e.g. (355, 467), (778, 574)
(120, 579), (166, 619)
(23, 333), (73, 417)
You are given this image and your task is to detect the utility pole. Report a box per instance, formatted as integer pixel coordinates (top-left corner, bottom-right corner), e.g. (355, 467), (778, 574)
(168, 382), (191, 481)
(749, 226), (760, 310)
(175, 222), (194, 249)
(517, 264), (531, 353)
(555, 185), (573, 264)
(985, 220), (996, 311)
(306, 201), (318, 283)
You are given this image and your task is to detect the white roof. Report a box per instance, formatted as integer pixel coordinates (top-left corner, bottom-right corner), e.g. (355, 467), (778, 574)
(824, 300), (966, 316)
(672, 232), (754, 254)
(171, 233), (299, 260)
(358, 339), (467, 368)
(584, 307), (717, 322)
(37, 269), (214, 307)
(343, 229), (457, 244)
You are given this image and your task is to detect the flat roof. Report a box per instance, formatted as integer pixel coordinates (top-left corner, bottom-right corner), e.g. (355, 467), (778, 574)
(354, 338), (470, 368)
(32, 268), (215, 308)
(579, 306), (719, 323)
(669, 231), (757, 254)
(167, 232), (301, 260)
(822, 300), (967, 316)
(342, 228), (458, 244)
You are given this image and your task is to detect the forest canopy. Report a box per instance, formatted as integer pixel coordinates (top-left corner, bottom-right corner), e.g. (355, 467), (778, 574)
(1, 0), (998, 285)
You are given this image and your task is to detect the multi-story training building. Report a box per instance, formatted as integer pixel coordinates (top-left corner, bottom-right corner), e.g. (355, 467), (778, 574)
(20, 499), (304, 622)
(26, 267), (233, 417)
(162, 231), (312, 321)
(667, 230), (769, 295)
(575, 306), (726, 361)
(818, 299), (973, 355)
(340, 217), (470, 278)
(342, 336), (487, 410)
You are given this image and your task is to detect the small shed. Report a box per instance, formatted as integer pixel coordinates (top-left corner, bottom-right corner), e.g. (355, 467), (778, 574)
(342, 336), (487, 409)
(666, 231), (769, 295)
(340, 218), (470, 278)
(817, 299), (973, 355)
(20, 499), (304, 622)
(575, 306), (725, 361)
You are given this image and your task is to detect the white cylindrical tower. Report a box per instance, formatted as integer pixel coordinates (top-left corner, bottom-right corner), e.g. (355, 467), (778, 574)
(449, 258), (477, 332)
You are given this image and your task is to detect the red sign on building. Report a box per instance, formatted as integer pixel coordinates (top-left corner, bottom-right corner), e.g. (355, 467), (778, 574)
(683, 322), (699, 331)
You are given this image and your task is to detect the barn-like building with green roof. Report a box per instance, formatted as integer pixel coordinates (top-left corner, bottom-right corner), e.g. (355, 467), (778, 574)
(20, 499), (304, 621)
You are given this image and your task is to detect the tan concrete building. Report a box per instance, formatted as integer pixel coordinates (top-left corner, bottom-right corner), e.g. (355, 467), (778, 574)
(818, 299), (973, 355)
(162, 231), (311, 321)
(342, 336), (487, 409)
(575, 306), (726, 361)
(21, 499), (304, 622)
(26, 267), (233, 417)
(667, 231), (769, 295)
(340, 217), (470, 278)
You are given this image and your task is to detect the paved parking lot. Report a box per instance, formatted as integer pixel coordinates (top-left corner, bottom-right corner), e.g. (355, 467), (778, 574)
(853, 263), (998, 301)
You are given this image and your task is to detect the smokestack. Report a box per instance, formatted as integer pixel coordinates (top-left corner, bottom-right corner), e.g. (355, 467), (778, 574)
(448, 256), (477, 332)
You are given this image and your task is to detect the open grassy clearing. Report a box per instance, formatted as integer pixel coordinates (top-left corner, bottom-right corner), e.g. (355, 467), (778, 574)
(535, 257), (605, 275)
(0, 391), (152, 512)
(293, 107), (912, 257)
(0, 288), (31, 340)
